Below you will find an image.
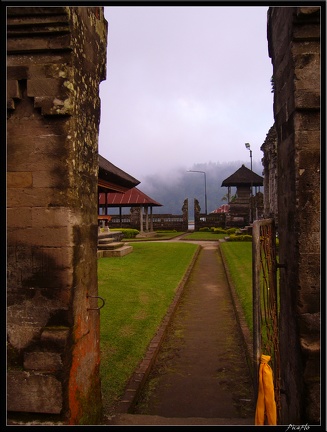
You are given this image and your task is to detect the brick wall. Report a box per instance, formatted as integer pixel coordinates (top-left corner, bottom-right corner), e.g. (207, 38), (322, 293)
(7, 7), (107, 424)
(268, 6), (320, 424)
(261, 124), (278, 221)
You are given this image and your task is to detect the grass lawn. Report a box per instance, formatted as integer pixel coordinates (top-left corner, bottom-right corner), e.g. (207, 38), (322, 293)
(219, 241), (253, 332)
(98, 241), (199, 414)
(98, 238), (253, 415)
(115, 230), (227, 242)
(182, 231), (227, 241)
(125, 231), (185, 241)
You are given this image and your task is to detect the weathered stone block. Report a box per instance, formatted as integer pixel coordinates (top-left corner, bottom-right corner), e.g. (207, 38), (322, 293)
(27, 78), (68, 98)
(305, 381), (320, 424)
(294, 90), (320, 109)
(7, 370), (62, 414)
(294, 129), (320, 150)
(24, 351), (63, 372)
(39, 246), (74, 270)
(7, 133), (70, 172)
(292, 40), (320, 57)
(294, 110), (320, 131)
(7, 79), (21, 104)
(7, 172), (33, 188)
(298, 231), (320, 254)
(297, 6), (320, 16)
(40, 328), (70, 350)
(7, 65), (29, 80)
(299, 312), (320, 336)
(31, 207), (73, 228)
(7, 297), (68, 350)
(7, 207), (32, 228)
(7, 187), (65, 209)
(8, 226), (73, 247)
(32, 170), (69, 189)
(7, 33), (72, 54)
(303, 352), (320, 382)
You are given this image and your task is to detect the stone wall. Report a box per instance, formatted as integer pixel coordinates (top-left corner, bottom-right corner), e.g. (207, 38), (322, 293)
(268, 6), (320, 424)
(261, 124), (278, 221)
(7, 7), (107, 424)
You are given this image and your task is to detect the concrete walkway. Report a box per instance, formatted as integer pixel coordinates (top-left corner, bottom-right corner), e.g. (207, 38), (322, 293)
(104, 238), (255, 426)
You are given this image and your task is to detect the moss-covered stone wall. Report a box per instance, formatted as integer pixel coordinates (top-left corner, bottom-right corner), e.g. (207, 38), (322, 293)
(7, 6), (107, 425)
(268, 6), (320, 424)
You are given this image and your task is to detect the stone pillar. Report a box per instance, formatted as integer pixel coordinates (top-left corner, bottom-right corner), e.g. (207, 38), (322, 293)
(268, 6), (320, 424)
(145, 206), (149, 231)
(139, 206), (144, 232)
(182, 198), (188, 231)
(7, 7), (107, 425)
(150, 207), (154, 231)
(130, 206), (139, 229)
(194, 198), (200, 231)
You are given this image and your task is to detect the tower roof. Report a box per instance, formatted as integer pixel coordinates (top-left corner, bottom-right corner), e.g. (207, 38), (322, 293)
(221, 164), (263, 187)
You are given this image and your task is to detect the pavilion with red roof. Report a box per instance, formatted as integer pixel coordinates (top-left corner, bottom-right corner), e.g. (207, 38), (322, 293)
(99, 187), (162, 233)
(98, 154), (162, 233)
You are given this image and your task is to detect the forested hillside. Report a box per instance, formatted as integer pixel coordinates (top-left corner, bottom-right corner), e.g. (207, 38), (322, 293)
(110, 160), (264, 215)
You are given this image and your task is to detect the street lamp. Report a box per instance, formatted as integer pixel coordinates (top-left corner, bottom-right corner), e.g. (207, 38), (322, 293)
(245, 142), (252, 171)
(187, 170), (207, 215)
(245, 143), (253, 223)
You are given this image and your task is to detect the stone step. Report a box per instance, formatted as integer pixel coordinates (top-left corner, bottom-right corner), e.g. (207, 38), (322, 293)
(98, 237), (115, 245)
(7, 419), (64, 426)
(98, 230), (123, 241)
(104, 413), (254, 426)
(97, 245), (133, 258)
(97, 242), (124, 250)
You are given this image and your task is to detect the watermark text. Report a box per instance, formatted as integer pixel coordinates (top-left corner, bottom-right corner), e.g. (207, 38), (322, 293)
(286, 424), (310, 432)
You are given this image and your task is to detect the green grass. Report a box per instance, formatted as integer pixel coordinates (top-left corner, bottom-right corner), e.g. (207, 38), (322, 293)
(98, 241), (198, 413)
(182, 231), (227, 241)
(98, 239), (254, 415)
(219, 242), (253, 332)
(120, 231), (185, 242)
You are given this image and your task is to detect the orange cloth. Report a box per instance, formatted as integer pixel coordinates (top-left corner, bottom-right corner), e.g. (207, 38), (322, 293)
(255, 354), (277, 425)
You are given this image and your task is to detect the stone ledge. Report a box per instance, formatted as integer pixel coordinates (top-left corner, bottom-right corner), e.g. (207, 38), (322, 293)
(7, 370), (63, 414)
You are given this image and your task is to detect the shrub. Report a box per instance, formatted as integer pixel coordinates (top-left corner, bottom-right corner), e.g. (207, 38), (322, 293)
(212, 228), (227, 234)
(228, 234), (252, 242)
(110, 228), (139, 238)
(226, 227), (238, 235)
(199, 227), (211, 232)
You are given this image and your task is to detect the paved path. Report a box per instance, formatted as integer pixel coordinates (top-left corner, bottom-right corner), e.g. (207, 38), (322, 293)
(105, 239), (255, 426)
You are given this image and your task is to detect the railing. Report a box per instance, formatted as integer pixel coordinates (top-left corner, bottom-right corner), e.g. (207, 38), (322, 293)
(99, 212), (227, 231)
(252, 218), (281, 422)
(106, 214), (188, 232)
(195, 213), (226, 230)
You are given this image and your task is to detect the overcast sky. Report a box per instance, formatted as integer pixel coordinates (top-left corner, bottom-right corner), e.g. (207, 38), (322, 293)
(99, 6), (274, 185)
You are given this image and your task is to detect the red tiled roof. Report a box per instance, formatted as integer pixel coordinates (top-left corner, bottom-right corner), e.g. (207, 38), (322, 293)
(99, 187), (162, 207)
(211, 204), (230, 213)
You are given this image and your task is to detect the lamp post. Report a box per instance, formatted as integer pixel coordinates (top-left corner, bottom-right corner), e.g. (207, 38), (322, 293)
(245, 142), (252, 171)
(245, 143), (253, 223)
(187, 170), (207, 215)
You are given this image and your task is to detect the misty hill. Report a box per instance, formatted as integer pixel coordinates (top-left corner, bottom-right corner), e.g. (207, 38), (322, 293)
(116, 160), (264, 215)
